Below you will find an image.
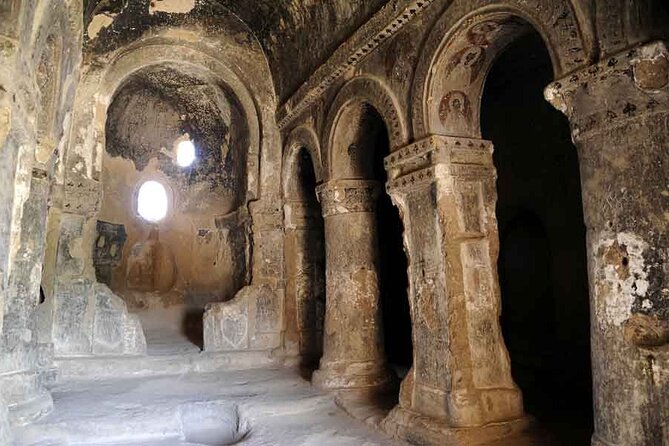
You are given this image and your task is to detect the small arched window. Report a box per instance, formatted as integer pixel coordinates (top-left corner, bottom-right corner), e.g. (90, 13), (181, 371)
(176, 140), (196, 167)
(137, 180), (168, 222)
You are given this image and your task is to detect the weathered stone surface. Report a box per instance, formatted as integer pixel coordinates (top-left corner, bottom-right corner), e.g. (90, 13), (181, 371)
(546, 41), (669, 446)
(0, 0), (83, 427)
(2, 0), (669, 444)
(93, 283), (147, 356)
(50, 277), (148, 358)
(52, 279), (95, 356)
(0, 397), (12, 445)
(379, 136), (526, 443)
(204, 285), (281, 352)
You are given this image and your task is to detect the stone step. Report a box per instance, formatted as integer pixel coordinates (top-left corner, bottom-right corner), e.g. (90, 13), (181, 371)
(54, 351), (279, 382)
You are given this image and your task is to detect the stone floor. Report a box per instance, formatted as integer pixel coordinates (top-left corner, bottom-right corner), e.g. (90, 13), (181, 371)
(13, 365), (591, 446)
(135, 305), (205, 356)
(15, 368), (406, 446)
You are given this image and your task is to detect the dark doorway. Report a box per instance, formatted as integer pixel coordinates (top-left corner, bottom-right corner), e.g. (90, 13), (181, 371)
(481, 30), (593, 443)
(289, 147), (326, 378)
(365, 108), (413, 378)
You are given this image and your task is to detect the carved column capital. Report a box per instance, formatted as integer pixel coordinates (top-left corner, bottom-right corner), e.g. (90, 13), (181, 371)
(545, 41), (669, 142)
(385, 135), (494, 194)
(316, 179), (381, 218)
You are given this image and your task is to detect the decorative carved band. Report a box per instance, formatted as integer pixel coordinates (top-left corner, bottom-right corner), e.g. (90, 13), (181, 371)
(316, 179), (381, 217)
(386, 135), (494, 193)
(545, 41), (669, 141)
(277, 0), (436, 130)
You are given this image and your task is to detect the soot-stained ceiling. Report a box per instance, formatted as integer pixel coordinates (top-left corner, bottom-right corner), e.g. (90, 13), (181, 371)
(85, 0), (389, 102)
(214, 0), (389, 101)
(105, 65), (248, 193)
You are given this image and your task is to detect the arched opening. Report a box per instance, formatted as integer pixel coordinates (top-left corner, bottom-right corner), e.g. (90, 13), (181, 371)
(137, 180), (169, 223)
(98, 64), (252, 355)
(330, 102), (413, 391)
(370, 115), (413, 378)
(481, 30), (593, 442)
(283, 145), (326, 378)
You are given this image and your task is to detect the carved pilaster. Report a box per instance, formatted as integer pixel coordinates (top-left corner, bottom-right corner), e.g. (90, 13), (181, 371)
(62, 178), (101, 216)
(316, 179), (381, 218)
(283, 201), (323, 230)
(382, 135), (527, 446)
(241, 201), (284, 355)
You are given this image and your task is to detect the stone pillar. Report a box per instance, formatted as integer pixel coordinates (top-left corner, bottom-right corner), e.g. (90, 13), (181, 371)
(545, 41), (669, 446)
(283, 200), (325, 363)
(312, 179), (392, 390)
(381, 136), (527, 445)
(246, 202), (284, 351)
(0, 46), (54, 425)
(49, 178), (100, 356)
(1, 164), (55, 424)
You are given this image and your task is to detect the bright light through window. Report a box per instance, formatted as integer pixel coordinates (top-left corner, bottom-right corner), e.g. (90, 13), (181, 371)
(176, 140), (196, 167)
(137, 181), (168, 222)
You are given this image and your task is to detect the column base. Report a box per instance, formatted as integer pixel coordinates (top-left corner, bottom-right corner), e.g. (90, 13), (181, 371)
(382, 406), (531, 446)
(312, 360), (394, 391)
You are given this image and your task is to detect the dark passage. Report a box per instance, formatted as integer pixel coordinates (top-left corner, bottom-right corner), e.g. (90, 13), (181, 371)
(295, 146), (326, 372)
(368, 110), (413, 376)
(481, 31), (593, 443)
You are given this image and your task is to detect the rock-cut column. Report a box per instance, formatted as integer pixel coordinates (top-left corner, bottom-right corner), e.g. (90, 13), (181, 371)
(545, 41), (669, 446)
(381, 135), (527, 445)
(312, 179), (392, 390)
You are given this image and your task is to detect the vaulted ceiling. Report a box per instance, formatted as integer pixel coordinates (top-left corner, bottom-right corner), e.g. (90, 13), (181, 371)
(215, 0), (388, 102)
(84, 0), (389, 102)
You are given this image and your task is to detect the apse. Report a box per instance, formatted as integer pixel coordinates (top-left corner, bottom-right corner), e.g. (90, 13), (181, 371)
(97, 64), (251, 350)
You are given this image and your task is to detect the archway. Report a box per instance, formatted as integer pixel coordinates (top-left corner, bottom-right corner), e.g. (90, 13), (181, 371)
(98, 63), (252, 355)
(283, 136), (326, 378)
(382, 4), (593, 443)
(371, 117), (413, 378)
(481, 30), (592, 442)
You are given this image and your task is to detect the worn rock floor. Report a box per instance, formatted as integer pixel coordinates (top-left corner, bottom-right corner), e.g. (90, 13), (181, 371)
(135, 305), (205, 356)
(14, 365), (591, 446)
(15, 368), (407, 446)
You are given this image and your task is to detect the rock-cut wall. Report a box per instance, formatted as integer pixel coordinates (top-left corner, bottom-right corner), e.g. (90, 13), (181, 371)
(0, 0), (84, 431)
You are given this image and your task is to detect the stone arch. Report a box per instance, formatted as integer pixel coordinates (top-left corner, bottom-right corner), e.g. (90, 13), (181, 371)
(323, 76), (408, 178)
(282, 125), (323, 196)
(281, 126), (326, 369)
(411, 0), (591, 138)
(95, 41), (262, 202)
